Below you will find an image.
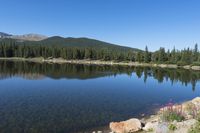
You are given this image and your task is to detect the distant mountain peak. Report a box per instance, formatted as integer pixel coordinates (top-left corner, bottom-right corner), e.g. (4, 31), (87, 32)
(0, 32), (12, 38)
(0, 32), (47, 41)
(11, 33), (48, 41)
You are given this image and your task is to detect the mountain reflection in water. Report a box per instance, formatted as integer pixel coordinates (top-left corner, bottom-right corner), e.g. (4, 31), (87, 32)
(0, 60), (199, 91)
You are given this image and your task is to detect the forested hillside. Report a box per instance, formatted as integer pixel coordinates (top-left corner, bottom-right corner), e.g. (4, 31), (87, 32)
(0, 37), (140, 61)
(0, 37), (199, 65)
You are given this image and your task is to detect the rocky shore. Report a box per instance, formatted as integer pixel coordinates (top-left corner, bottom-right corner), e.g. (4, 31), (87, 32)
(1, 57), (200, 71)
(105, 97), (200, 133)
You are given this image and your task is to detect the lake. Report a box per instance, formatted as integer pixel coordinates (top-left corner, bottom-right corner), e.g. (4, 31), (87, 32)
(0, 60), (200, 133)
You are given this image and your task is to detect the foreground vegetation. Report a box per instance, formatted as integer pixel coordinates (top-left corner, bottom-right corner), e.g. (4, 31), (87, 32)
(0, 38), (200, 66)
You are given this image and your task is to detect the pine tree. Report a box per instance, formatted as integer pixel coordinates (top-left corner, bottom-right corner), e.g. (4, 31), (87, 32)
(136, 51), (142, 62)
(193, 43), (198, 62)
(158, 47), (166, 63)
(144, 46), (150, 63)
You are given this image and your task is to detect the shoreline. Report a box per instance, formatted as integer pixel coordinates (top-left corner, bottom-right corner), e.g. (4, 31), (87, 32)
(1, 57), (200, 70)
(108, 97), (200, 133)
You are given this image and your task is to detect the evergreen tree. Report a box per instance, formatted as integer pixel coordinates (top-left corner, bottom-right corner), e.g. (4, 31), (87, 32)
(144, 46), (150, 63)
(193, 43), (198, 62)
(136, 51), (143, 62)
(158, 47), (166, 63)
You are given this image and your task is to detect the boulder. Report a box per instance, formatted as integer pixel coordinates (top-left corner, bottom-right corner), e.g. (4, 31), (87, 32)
(191, 97), (200, 107)
(142, 122), (158, 132)
(173, 119), (197, 133)
(155, 123), (169, 133)
(109, 118), (142, 133)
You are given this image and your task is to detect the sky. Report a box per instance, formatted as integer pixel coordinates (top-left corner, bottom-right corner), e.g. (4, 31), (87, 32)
(0, 0), (200, 51)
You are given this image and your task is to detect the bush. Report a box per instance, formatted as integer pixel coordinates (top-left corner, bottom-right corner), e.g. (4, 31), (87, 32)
(147, 128), (154, 132)
(192, 62), (200, 66)
(160, 103), (185, 122)
(164, 61), (176, 64)
(168, 123), (177, 131)
(161, 111), (185, 122)
(177, 61), (188, 66)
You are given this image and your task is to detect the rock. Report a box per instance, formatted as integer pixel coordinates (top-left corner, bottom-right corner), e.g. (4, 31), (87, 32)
(191, 97), (200, 107)
(147, 115), (159, 123)
(142, 119), (197, 133)
(155, 123), (169, 133)
(142, 122), (158, 132)
(172, 120), (177, 124)
(174, 119), (197, 133)
(109, 118), (142, 133)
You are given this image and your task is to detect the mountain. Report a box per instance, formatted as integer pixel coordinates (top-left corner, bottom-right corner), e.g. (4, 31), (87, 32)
(0, 34), (142, 61)
(0, 32), (47, 41)
(0, 32), (12, 38)
(0, 32), (141, 53)
(28, 36), (141, 52)
(11, 34), (47, 41)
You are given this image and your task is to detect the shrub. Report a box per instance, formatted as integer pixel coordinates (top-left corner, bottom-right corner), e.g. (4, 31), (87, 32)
(161, 111), (185, 122)
(168, 123), (177, 131)
(192, 62), (200, 66)
(164, 61), (176, 64)
(147, 128), (154, 132)
(177, 61), (188, 66)
(160, 102), (185, 122)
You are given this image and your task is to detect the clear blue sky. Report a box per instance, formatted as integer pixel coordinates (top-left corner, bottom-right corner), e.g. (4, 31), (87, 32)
(0, 0), (200, 51)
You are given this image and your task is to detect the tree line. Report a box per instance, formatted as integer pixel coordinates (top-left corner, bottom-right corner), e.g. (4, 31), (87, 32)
(0, 39), (199, 65)
(0, 39), (135, 61)
(141, 44), (200, 66)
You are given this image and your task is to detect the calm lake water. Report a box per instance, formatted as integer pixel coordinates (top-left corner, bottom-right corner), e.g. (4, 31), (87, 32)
(0, 61), (200, 133)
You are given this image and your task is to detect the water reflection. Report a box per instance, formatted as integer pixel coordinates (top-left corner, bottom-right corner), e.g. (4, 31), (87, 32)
(0, 60), (199, 91)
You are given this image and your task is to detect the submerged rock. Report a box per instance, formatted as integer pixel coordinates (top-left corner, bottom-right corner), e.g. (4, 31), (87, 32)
(109, 118), (142, 133)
